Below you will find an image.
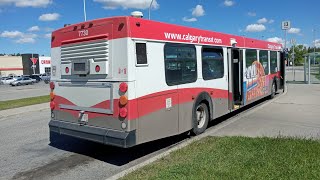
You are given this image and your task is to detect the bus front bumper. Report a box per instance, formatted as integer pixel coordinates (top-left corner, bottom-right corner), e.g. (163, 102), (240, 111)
(49, 120), (136, 148)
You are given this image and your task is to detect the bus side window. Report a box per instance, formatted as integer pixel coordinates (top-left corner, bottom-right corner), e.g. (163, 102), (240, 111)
(270, 51), (277, 73)
(202, 47), (224, 80)
(136, 43), (148, 65)
(259, 50), (269, 75)
(164, 43), (197, 86)
(245, 49), (257, 79)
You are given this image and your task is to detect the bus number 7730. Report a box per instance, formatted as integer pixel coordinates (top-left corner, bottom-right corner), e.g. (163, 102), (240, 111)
(78, 30), (89, 37)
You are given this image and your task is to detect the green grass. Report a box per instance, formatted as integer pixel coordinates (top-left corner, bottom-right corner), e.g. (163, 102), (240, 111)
(122, 137), (320, 180)
(0, 95), (50, 110)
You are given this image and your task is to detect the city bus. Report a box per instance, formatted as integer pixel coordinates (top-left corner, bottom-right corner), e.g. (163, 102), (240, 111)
(49, 13), (285, 148)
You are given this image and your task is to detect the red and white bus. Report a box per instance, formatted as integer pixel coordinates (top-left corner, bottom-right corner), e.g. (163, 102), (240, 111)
(49, 13), (284, 148)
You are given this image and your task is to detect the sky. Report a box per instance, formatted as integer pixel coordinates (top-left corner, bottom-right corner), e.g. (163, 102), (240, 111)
(0, 0), (319, 56)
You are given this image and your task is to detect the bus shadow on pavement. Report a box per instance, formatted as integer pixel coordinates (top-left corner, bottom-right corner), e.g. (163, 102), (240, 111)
(49, 94), (277, 166)
(49, 132), (189, 166)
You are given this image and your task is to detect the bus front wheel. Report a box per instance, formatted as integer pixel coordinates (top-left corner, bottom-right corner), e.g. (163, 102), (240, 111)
(192, 103), (209, 135)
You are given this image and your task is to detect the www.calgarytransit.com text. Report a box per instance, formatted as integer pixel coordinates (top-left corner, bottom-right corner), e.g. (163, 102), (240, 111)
(164, 32), (223, 44)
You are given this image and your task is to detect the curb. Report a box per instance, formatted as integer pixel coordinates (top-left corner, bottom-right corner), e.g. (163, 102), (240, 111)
(107, 86), (288, 180)
(0, 102), (49, 120)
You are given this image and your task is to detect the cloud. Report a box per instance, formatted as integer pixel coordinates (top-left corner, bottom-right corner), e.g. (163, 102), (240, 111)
(44, 27), (54, 32)
(314, 39), (320, 48)
(247, 12), (256, 17)
(0, 0), (52, 8)
(245, 24), (266, 32)
(15, 37), (36, 43)
(257, 18), (274, 24)
(288, 28), (301, 34)
(23, 33), (37, 38)
(94, 0), (159, 10)
(44, 33), (51, 38)
(257, 18), (268, 24)
(0, 30), (23, 38)
(0, 30), (37, 43)
(39, 13), (60, 21)
(182, 17), (197, 22)
(224, 0), (235, 7)
(28, 26), (40, 32)
(192, 5), (205, 17)
(266, 37), (285, 46)
(16, 33), (37, 43)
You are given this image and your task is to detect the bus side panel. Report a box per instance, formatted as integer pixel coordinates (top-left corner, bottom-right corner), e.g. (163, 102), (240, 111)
(243, 50), (282, 105)
(134, 42), (179, 144)
(243, 52), (269, 105)
(177, 45), (229, 133)
(137, 92), (179, 144)
(212, 47), (230, 118)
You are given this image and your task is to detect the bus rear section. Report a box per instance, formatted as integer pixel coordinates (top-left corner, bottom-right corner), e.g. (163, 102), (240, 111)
(49, 17), (137, 148)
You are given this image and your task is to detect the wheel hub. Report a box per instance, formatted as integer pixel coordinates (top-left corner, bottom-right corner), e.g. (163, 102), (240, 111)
(196, 105), (206, 128)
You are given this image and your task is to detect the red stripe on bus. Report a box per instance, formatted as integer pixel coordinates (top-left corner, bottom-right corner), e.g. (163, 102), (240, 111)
(53, 87), (228, 120)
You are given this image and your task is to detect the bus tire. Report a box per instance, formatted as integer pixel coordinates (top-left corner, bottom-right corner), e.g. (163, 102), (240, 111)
(270, 81), (276, 99)
(192, 103), (209, 135)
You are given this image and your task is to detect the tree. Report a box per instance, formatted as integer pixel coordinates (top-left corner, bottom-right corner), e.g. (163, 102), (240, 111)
(289, 45), (308, 65)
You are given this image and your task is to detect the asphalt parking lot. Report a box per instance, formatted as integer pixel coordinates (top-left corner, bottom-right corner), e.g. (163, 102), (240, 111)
(0, 81), (49, 101)
(0, 108), (187, 180)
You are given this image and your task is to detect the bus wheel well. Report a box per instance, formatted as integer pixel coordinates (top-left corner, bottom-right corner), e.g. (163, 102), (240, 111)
(193, 92), (213, 121)
(200, 100), (211, 120)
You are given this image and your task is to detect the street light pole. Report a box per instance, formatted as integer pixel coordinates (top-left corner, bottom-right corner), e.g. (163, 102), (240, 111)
(292, 41), (295, 81)
(284, 30), (287, 51)
(83, 0), (87, 21)
(313, 28), (316, 65)
(290, 39), (296, 79)
(281, 20), (292, 91)
(148, 0), (154, 20)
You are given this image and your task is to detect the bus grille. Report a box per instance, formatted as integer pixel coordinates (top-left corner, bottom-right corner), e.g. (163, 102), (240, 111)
(61, 40), (109, 62)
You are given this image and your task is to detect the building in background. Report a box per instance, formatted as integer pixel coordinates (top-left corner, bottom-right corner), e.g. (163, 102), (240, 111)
(39, 56), (51, 74)
(22, 54), (40, 75)
(0, 56), (23, 76)
(0, 54), (51, 77)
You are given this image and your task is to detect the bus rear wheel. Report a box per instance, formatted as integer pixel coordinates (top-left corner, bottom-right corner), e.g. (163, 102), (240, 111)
(192, 103), (209, 135)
